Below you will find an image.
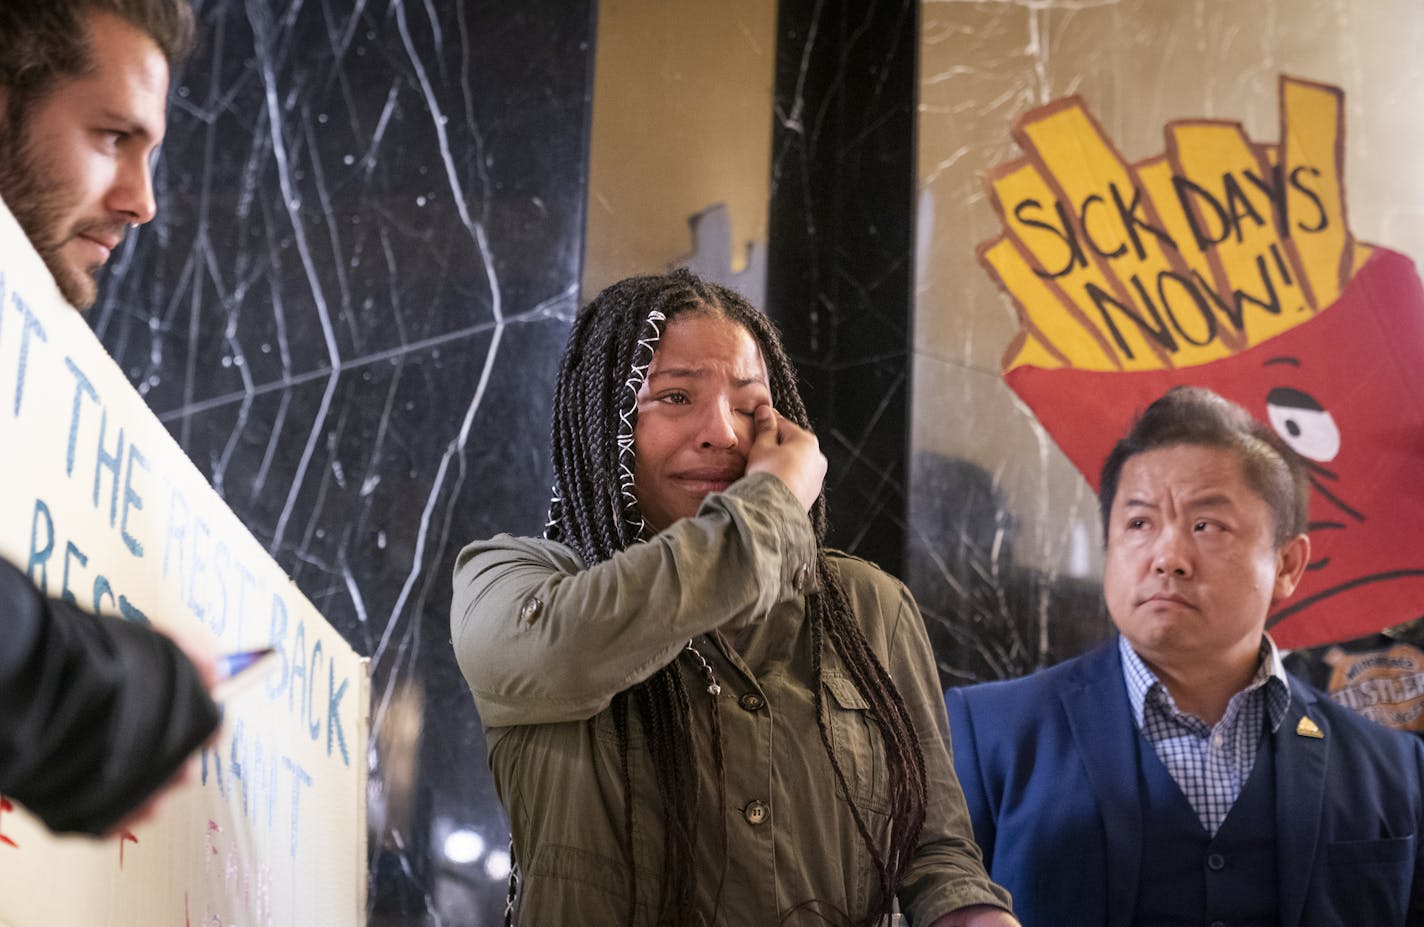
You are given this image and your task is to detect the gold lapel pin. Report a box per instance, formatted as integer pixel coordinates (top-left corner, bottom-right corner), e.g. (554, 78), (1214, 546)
(1296, 716), (1324, 739)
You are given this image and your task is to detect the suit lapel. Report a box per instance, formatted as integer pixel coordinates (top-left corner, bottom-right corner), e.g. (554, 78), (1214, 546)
(1061, 640), (1142, 927)
(1276, 681), (1329, 927)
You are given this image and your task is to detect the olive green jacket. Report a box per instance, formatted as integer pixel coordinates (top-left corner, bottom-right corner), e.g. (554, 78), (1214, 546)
(452, 472), (1012, 925)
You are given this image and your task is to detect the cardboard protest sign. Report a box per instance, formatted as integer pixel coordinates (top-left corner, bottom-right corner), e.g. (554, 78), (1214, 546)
(0, 197), (370, 926)
(981, 75), (1424, 650)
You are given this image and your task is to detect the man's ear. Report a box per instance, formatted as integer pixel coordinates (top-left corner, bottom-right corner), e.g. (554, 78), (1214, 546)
(1272, 533), (1311, 601)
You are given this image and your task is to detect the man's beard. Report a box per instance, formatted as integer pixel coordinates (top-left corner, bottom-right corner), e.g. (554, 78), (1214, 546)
(0, 130), (115, 310)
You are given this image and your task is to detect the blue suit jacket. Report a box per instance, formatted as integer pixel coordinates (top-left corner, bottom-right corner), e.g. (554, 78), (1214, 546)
(945, 637), (1424, 927)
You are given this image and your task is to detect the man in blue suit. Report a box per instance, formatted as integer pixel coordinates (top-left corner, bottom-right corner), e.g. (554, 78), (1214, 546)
(946, 386), (1424, 926)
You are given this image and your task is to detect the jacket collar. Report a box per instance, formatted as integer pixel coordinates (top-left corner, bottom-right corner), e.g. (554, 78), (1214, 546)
(1276, 680), (1328, 927)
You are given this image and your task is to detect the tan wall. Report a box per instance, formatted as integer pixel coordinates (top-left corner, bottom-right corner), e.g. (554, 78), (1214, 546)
(914, 0), (1424, 575)
(583, 0), (777, 298)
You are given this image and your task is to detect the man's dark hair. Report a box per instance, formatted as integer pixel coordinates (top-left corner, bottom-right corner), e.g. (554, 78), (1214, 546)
(1098, 385), (1309, 547)
(545, 267), (928, 926)
(0, 0), (195, 131)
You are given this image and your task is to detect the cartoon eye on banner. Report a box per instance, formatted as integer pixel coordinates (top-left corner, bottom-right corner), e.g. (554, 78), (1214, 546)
(980, 75), (1424, 651)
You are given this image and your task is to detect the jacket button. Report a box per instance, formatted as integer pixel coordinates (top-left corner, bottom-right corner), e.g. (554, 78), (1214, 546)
(743, 800), (769, 825)
(519, 595), (543, 624)
(739, 693), (765, 712)
(1206, 853), (1225, 871)
(792, 562), (812, 593)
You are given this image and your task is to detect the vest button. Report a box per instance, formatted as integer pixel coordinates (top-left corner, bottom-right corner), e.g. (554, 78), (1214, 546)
(519, 595), (543, 624)
(743, 800), (769, 825)
(1206, 852), (1226, 871)
(739, 693), (765, 712)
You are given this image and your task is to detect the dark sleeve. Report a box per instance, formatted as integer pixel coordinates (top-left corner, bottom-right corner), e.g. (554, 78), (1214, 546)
(0, 559), (221, 835)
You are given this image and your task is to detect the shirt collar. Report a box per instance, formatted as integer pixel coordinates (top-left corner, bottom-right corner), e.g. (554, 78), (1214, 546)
(1118, 633), (1291, 731)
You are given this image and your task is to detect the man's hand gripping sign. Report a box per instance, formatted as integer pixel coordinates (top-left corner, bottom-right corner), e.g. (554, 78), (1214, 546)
(982, 75), (1424, 650)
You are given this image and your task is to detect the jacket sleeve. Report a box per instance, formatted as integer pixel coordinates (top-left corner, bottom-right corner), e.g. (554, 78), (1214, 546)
(944, 686), (996, 863)
(450, 472), (817, 727)
(0, 558), (221, 836)
(872, 572), (1015, 921)
(1410, 736), (1424, 925)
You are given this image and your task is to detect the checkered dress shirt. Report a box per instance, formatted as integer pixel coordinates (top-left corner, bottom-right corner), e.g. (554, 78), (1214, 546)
(1119, 634), (1292, 835)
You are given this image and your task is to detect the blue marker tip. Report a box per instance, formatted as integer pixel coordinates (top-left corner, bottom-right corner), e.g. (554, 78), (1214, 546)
(216, 647), (276, 680)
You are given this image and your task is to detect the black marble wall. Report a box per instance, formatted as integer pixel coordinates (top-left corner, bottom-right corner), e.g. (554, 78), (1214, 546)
(91, 2), (594, 923)
(766, 0), (1113, 687)
(767, 0), (917, 578)
(906, 453), (1110, 686)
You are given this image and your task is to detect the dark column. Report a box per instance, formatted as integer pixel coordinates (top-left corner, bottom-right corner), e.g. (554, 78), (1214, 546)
(766, 0), (919, 576)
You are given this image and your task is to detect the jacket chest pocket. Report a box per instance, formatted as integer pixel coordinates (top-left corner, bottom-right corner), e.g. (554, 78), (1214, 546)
(1321, 834), (1415, 923)
(822, 674), (890, 813)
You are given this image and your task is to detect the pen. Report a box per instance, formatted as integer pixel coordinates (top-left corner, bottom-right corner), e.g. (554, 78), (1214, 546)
(216, 647), (276, 680)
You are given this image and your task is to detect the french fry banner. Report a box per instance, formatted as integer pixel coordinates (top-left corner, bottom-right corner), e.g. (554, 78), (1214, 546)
(981, 75), (1424, 651)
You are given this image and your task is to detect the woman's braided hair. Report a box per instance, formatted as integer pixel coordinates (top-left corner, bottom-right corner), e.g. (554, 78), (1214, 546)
(543, 267), (928, 925)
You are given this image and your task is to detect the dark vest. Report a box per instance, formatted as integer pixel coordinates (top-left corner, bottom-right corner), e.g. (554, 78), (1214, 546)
(1134, 727), (1279, 926)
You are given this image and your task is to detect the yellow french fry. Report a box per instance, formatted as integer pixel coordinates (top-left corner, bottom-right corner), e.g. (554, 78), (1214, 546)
(1281, 76), (1352, 307)
(1351, 241), (1375, 277)
(990, 156), (1170, 370)
(981, 78), (1362, 373)
(979, 235), (1120, 372)
(1014, 100), (1231, 367)
(1165, 119), (1316, 349)
(1002, 331), (1066, 372)
(1133, 155), (1243, 358)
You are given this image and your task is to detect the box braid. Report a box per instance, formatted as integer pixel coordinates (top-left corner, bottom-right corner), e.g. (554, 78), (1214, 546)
(536, 268), (927, 926)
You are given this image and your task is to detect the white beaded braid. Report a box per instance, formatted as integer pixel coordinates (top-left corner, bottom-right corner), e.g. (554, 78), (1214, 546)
(541, 308), (666, 541)
(542, 482), (562, 537)
(615, 308), (667, 540)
